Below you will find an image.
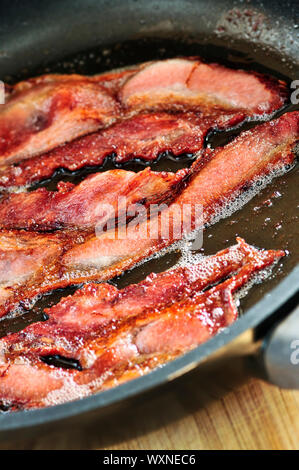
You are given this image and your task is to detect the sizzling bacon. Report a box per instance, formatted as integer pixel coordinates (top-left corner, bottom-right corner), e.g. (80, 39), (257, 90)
(0, 239), (284, 409)
(0, 74), (120, 166)
(0, 111), (244, 190)
(63, 111), (298, 276)
(0, 230), (70, 317)
(1, 238), (260, 357)
(0, 166), (188, 231)
(0, 57), (287, 188)
(121, 58), (288, 115)
(0, 112), (296, 319)
(0, 59), (293, 411)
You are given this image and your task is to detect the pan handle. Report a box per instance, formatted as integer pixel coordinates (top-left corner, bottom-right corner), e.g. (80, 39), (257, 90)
(261, 305), (299, 389)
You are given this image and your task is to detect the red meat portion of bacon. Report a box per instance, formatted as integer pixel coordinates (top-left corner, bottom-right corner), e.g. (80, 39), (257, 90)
(0, 158), (193, 317)
(121, 58), (288, 115)
(0, 239), (284, 410)
(0, 166), (188, 231)
(0, 111), (244, 190)
(0, 74), (120, 166)
(0, 229), (78, 318)
(0, 363), (66, 410)
(63, 111), (298, 277)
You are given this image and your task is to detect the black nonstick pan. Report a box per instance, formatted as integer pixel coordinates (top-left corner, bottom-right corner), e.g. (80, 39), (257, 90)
(0, 0), (298, 440)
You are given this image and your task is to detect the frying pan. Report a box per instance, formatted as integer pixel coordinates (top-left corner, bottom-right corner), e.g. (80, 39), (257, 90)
(0, 0), (298, 441)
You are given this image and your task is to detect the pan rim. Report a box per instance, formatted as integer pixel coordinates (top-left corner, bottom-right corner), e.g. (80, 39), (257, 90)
(0, 263), (298, 434)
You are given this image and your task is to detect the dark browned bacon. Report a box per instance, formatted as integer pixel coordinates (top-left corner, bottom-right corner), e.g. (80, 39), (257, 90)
(121, 58), (288, 115)
(0, 230), (73, 318)
(0, 166), (188, 231)
(1, 238), (260, 358)
(0, 239), (284, 410)
(0, 59), (294, 412)
(0, 74), (119, 166)
(0, 57), (288, 188)
(0, 112), (296, 319)
(0, 111), (244, 190)
(63, 111), (298, 277)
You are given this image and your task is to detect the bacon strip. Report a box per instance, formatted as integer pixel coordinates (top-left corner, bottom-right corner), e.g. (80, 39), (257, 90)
(0, 111), (244, 190)
(0, 239), (283, 410)
(0, 112), (296, 319)
(121, 58), (288, 115)
(0, 159), (193, 316)
(0, 231), (63, 309)
(0, 57), (287, 186)
(63, 111), (298, 276)
(0, 166), (188, 231)
(0, 74), (120, 166)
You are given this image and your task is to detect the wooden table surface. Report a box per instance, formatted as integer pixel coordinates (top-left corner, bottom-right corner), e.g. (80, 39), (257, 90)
(1, 332), (299, 450)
